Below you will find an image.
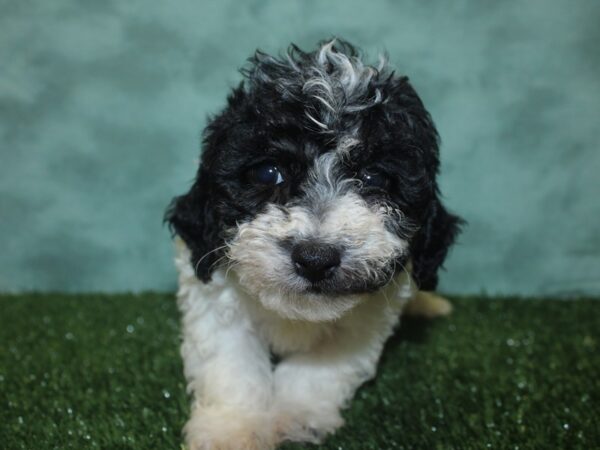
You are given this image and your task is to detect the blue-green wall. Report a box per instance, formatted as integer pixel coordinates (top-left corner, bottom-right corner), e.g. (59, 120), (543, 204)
(1, 0), (599, 295)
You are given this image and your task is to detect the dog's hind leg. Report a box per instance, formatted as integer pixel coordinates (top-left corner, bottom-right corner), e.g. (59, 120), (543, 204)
(403, 291), (453, 318)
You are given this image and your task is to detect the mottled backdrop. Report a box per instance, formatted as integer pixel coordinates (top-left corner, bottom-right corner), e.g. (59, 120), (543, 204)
(1, 0), (599, 295)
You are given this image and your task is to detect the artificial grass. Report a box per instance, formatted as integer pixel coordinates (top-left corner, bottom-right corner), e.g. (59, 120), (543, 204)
(0, 294), (598, 450)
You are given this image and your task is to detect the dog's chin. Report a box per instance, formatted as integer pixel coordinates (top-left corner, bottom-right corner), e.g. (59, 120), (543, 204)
(254, 288), (362, 322)
(238, 273), (395, 322)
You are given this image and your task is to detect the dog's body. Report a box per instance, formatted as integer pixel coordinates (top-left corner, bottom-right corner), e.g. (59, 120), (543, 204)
(167, 40), (461, 449)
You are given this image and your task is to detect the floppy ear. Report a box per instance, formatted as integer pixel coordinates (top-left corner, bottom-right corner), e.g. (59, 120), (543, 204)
(410, 197), (462, 291)
(165, 85), (250, 282)
(164, 174), (223, 282)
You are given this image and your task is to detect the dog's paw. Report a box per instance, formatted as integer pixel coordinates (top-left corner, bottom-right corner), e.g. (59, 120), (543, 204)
(404, 291), (453, 318)
(274, 406), (344, 444)
(184, 407), (275, 450)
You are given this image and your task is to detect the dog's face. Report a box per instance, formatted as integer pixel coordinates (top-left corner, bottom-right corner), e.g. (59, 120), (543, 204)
(167, 40), (461, 321)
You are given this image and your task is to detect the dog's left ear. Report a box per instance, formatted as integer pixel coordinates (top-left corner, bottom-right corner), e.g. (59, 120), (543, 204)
(410, 197), (462, 291)
(387, 76), (463, 291)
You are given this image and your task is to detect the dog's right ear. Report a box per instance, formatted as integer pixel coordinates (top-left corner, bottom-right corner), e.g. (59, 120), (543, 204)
(165, 82), (249, 282)
(164, 174), (222, 282)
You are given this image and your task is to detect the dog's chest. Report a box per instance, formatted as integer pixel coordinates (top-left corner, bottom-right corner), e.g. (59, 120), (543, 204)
(247, 303), (338, 356)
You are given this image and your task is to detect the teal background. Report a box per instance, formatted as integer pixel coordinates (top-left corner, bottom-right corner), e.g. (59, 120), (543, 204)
(1, 0), (599, 295)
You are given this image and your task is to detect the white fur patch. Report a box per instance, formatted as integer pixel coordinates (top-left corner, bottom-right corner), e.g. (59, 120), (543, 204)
(175, 237), (414, 448)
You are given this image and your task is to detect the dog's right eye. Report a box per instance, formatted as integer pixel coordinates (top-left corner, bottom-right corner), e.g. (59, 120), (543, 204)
(246, 163), (285, 186)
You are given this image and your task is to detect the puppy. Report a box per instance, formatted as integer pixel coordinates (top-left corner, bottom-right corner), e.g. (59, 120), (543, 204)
(166, 39), (461, 450)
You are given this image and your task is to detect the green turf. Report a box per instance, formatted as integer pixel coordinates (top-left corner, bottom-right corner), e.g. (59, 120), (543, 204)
(0, 294), (598, 450)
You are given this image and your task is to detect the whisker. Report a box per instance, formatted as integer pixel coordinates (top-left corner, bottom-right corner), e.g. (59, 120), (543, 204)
(224, 261), (237, 279)
(194, 244), (229, 275)
(208, 253), (230, 271)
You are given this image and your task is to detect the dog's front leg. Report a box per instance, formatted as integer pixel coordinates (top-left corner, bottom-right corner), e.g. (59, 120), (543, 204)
(179, 287), (275, 450)
(272, 318), (394, 444)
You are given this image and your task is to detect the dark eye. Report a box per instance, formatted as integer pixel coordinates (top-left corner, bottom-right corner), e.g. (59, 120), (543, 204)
(247, 163), (285, 186)
(358, 168), (389, 190)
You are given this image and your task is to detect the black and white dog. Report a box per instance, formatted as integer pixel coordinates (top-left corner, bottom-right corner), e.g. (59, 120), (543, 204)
(166, 39), (462, 450)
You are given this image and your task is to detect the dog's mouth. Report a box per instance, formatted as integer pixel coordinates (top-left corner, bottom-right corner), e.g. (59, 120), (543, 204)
(303, 279), (384, 296)
(293, 263), (398, 297)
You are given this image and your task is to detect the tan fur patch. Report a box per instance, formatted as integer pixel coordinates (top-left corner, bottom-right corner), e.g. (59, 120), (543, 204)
(403, 291), (453, 318)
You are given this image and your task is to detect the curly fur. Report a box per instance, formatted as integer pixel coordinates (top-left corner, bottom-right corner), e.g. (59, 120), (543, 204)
(165, 38), (462, 449)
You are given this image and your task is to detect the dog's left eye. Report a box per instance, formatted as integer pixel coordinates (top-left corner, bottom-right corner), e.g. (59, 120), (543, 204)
(358, 168), (389, 190)
(247, 163), (285, 186)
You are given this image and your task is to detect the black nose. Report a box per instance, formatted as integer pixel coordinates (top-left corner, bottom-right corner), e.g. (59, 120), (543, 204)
(291, 241), (341, 283)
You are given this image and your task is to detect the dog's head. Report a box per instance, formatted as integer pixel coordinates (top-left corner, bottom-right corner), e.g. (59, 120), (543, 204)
(167, 40), (461, 321)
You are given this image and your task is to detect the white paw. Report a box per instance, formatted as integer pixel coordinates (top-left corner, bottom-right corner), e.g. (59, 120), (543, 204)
(274, 406), (344, 444)
(184, 407), (275, 450)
